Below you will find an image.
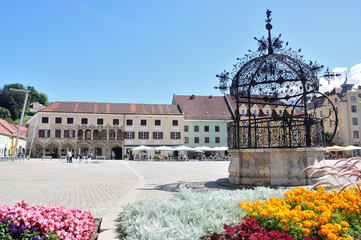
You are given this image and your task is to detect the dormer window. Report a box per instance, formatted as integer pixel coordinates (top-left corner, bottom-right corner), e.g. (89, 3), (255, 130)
(278, 109), (283, 114)
(265, 109), (270, 114)
(253, 109), (258, 114)
(241, 109), (246, 114)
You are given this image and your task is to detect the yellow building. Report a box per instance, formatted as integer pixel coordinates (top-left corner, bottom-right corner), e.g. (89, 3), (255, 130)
(308, 79), (361, 149)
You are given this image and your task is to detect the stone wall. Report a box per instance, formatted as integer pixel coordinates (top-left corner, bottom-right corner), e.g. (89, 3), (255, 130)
(228, 147), (326, 186)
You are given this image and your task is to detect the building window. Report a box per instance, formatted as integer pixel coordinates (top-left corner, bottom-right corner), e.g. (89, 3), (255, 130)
(97, 118), (103, 125)
(215, 126), (220, 132)
(353, 118), (358, 126)
(138, 132), (149, 139)
(171, 132), (181, 139)
(215, 137), (220, 143)
(42, 117), (49, 124)
(126, 119), (133, 126)
(55, 117), (62, 124)
(205, 137), (209, 143)
(153, 132), (163, 139)
(204, 126), (209, 132)
(64, 130), (75, 138)
(337, 132), (340, 139)
(241, 108), (246, 114)
(253, 109), (258, 114)
(320, 111), (323, 117)
(81, 118), (88, 125)
(39, 130), (50, 138)
(55, 129), (61, 138)
(278, 109), (283, 114)
(265, 109), (270, 114)
(172, 120), (178, 126)
(184, 137), (189, 144)
(113, 119), (119, 125)
(194, 137), (199, 144)
(184, 125), (189, 132)
(194, 125), (199, 132)
(155, 120), (161, 126)
(125, 132), (134, 139)
(354, 131), (359, 139)
(335, 107), (338, 114)
(335, 98), (338, 103)
(141, 120), (147, 126)
(351, 105), (357, 113)
(67, 118), (74, 124)
(351, 96), (357, 102)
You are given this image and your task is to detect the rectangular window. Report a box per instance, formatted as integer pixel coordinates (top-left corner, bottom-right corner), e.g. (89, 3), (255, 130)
(155, 120), (161, 126)
(204, 126), (209, 132)
(125, 132), (134, 139)
(141, 120), (147, 126)
(139, 132), (149, 139)
(194, 125), (199, 132)
(97, 118), (103, 125)
(172, 120), (178, 126)
(113, 119), (119, 125)
(215, 137), (220, 143)
(171, 132), (181, 139)
(335, 98), (338, 103)
(39, 130), (50, 138)
(184, 137), (189, 144)
(352, 118), (358, 125)
(265, 109), (270, 114)
(354, 131), (359, 139)
(205, 137), (209, 143)
(42, 117), (49, 124)
(320, 111), (323, 117)
(278, 109), (283, 114)
(55, 129), (61, 138)
(67, 118), (73, 124)
(184, 125), (189, 132)
(253, 109), (258, 114)
(351, 105), (357, 113)
(215, 126), (220, 132)
(194, 137), (199, 144)
(153, 132), (163, 139)
(55, 117), (62, 124)
(126, 119), (133, 126)
(241, 109), (246, 114)
(351, 96), (357, 102)
(81, 118), (88, 125)
(64, 130), (75, 138)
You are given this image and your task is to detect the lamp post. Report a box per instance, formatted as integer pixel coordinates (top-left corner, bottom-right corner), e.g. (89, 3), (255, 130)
(9, 88), (30, 161)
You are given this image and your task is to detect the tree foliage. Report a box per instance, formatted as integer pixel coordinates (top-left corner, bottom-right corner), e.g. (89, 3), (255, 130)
(0, 83), (49, 122)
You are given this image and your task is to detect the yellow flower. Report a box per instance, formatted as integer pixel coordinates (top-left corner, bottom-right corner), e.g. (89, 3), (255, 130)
(251, 212), (258, 217)
(292, 217), (300, 222)
(340, 221), (349, 227)
(327, 233), (337, 240)
(303, 221), (311, 228)
(283, 225), (290, 231)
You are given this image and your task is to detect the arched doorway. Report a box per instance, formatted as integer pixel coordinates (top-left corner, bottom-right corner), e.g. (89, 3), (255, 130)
(111, 147), (122, 159)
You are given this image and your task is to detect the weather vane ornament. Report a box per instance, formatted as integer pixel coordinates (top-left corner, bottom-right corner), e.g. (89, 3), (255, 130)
(216, 9), (338, 149)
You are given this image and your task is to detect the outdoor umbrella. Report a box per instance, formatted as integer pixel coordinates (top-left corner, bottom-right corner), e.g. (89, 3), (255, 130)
(219, 146), (229, 151)
(344, 145), (361, 151)
(154, 146), (173, 151)
(194, 146), (214, 151)
(131, 145), (154, 151)
(173, 145), (193, 151)
(326, 145), (345, 151)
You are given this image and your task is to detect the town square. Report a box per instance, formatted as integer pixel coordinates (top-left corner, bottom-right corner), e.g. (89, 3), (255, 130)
(1, 1), (361, 239)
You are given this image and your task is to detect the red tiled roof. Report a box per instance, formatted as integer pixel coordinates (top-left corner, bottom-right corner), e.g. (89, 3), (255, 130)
(327, 88), (342, 96)
(172, 95), (233, 120)
(0, 119), (27, 139)
(39, 102), (182, 115)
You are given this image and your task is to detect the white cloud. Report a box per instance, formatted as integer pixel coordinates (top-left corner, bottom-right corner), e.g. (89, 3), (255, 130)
(348, 63), (361, 87)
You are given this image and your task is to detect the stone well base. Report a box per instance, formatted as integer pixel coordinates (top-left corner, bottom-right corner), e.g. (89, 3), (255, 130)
(228, 147), (326, 186)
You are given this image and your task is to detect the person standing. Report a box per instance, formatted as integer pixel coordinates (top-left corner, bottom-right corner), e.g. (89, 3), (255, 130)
(66, 149), (70, 163)
(68, 149), (72, 163)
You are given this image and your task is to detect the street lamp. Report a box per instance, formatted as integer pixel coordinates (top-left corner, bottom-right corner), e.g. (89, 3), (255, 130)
(9, 88), (30, 161)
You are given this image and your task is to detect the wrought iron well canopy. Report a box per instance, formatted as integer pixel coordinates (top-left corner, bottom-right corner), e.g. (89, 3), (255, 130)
(216, 10), (338, 149)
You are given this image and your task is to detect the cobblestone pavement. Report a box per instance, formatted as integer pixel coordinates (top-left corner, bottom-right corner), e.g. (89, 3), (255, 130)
(0, 159), (230, 218)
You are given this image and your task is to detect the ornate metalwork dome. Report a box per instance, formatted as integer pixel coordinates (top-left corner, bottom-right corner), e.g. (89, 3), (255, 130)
(217, 10), (338, 149)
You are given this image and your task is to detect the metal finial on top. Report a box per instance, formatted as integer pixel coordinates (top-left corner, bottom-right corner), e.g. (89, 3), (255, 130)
(265, 9), (273, 54)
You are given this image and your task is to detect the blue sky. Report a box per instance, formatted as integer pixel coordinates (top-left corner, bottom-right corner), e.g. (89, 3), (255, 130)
(1, 0), (361, 104)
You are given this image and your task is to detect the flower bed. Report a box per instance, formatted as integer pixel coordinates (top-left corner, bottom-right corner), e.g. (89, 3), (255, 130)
(0, 201), (95, 240)
(203, 186), (360, 240)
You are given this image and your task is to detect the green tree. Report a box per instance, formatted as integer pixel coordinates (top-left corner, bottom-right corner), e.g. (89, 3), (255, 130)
(0, 107), (11, 119)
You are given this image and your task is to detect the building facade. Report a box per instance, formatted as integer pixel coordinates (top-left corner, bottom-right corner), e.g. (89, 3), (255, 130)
(308, 80), (361, 148)
(26, 102), (184, 159)
(0, 119), (27, 157)
(172, 94), (233, 148)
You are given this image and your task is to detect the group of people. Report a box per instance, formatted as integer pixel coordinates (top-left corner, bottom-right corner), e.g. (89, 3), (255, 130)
(65, 149), (93, 163)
